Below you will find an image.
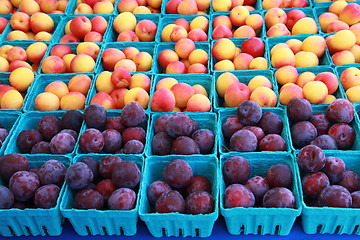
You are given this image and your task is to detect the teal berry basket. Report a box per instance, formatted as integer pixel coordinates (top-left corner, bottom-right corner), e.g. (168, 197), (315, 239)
(336, 64), (360, 106)
(267, 35), (333, 70)
(0, 72), (35, 113)
(275, 66), (346, 108)
(297, 151), (360, 234)
(145, 112), (218, 157)
(0, 154), (71, 237)
(87, 72), (152, 113)
(210, 11), (265, 41)
(211, 38), (270, 73)
(0, 14), (62, 43)
(52, 14), (113, 44)
(288, 104), (360, 152)
(218, 107), (292, 154)
(4, 111), (84, 156)
(108, 14), (160, 42)
(38, 42), (103, 75)
(76, 111), (150, 156)
(263, 7), (320, 39)
(213, 70), (280, 111)
(219, 152), (302, 235)
(23, 73), (95, 112)
(154, 42), (210, 74)
(60, 154), (143, 236)
(149, 74), (214, 113)
(96, 41), (156, 74)
(157, 15), (211, 43)
(139, 155), (220, 237)
(0, 111), (21, 155)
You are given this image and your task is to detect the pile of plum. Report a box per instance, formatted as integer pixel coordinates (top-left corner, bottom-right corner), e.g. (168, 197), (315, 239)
(0, 154), (67, 209)
(222, 100), (286, 152)
(298, 145), (360, 208)
(288, 98), (356, 150)
(147, 159), (215, 215)
(65, 155), (141, 210)
(151, 113), (215, 155)
(16, 110), (82, 154)
(78, 102), (147, 154)
(223, 156), (295, 209)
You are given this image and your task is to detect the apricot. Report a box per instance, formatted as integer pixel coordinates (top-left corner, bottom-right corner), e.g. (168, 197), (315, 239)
(124, 87), (150, 109)
(1, 90), (23, 109)
(279, 84), (303, 106)
(248, 76), (272, 92)
(35, 92), (60, 111)
(275, 66), (298, 86)
(156, 77), (179, 91)
(294, 51), (319, 68)
(250, 87), (277, 107)
(60, 92), (86, 110)
(271, 46), (295, 68)
(216, 72), (239, 98)
(44, 81), (69, 99)
(212, 38), (236, 61)
(303, 81), (328, 104)
(187, 94), (211, 112)
(9, 67), (34, 92)
(68, 74), (92, 95)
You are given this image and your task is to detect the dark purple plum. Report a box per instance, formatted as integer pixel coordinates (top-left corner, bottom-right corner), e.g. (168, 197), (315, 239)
(95, 179), (117, 202)
(34, 184), (60, 209)
(318, 185), (352, 208)
(337, 170), (360, 193)
(222, 116), (244, 139)
(328, 123), (355, 150)
(37, 115), (61, 141)
(265, 164), (293, 189)
(0, 186), (14, 209)
(123, 140), (144, 154)
(83, 104), (107, 129)
(236, 100), (262, 126)
(122, 127), (146, 144)
(147, 181), (172, 206)
(230, 129), (257, 152)
(301, 172), (330, 198)
(38, 159), (67, 186)
(17, 129), (43, 153)
(31, 141), (51, 154)
(80, 157), (99, 180)
(74, 189), (104, 210)
(242, 126), (265, 143)
(224, 184), (255, 208)
(154, 114), (171, 134)
(0, 128), (9, 142)
(99, 155), (123, 179)
(258, 111), (283, 135)
(185, 191), (214, 215)
(245, 176), (269, 203)
(50, 133), (76, 154)
(258, 134), (286, 151)
(108, 188), (136, 210)
(309, 113), (330, 135)
(9, 171), (40, 202)
(326, 99), (354, 123)
(263, 187), (295, 208)
(60, 129), (78, 141)
(185, 175), (211, 196)
(297, 145), (326, 172)
(322, 157), (346, 183)
(222, 156), (250, 185)
(152, 132), (172, 155)
(155, 190), (185, 213)
(291, 121), (317, 149)
(287, 98), (312, 123)
(65, 162), (93, 190)
(102, 129), (122, 153)
(192, 129), (215, 154)
(79, 128), (104, 153)
(121, 102), (146, 127)
(171, 136), (200, 155)
(165, 113), (193, 138)
(351, 191), (360, 208)
(189, 119), (200, 136)
(112, 161), (141, 189)
(310, 135), (338, 150)
(106, 117), (125, 133)
(0, 153), (29, 182)
(163, 159), (193, 188)
(61, 110), (83, 132)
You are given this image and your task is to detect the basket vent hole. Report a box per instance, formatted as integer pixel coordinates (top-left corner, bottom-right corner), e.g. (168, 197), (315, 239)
(179, 229), (183, 237)
(86, 226), (91, 235)
(42, 226), (48, 235)
(239, 225), (244, 234)
(275, 225), (281, 234)
(317, 225), (323, 233)
(102, 226), (107, 235)
(335, 225), (342, 234)
(257, 225), (262, 234)
(195, 228), (200, 237)
(119, 227), (124, 235)
(25, 226), (31, 235)
(161, 228), (166, 236)
(8, 226), (14, 236)
(353, 225), (360, 234)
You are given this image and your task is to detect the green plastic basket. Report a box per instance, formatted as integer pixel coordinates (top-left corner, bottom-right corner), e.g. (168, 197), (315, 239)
(220, 152), (302, 235)
(139, 155), (219, 237)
